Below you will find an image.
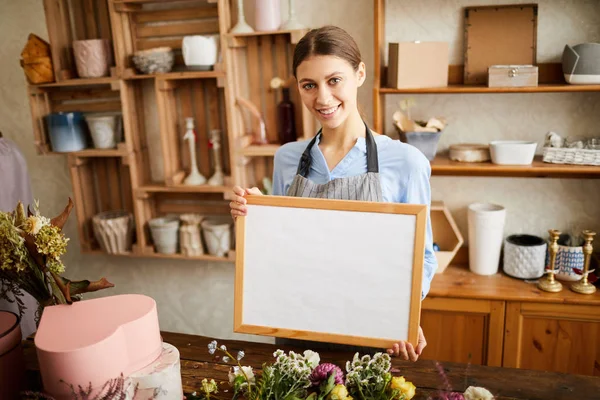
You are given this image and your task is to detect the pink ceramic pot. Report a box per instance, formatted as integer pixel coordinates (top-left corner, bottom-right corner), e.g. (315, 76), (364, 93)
(0, 310), (25, 399)
(35, 294), (162, 400)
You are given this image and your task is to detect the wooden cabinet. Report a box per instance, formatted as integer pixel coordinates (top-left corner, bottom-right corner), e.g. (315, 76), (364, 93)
(421, 297), (504, 366)
(425, 265), (600, 376)
(503, 302), (600, 376)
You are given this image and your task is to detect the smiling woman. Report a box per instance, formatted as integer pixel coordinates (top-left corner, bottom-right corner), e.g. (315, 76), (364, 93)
(229, 26), (437, 361)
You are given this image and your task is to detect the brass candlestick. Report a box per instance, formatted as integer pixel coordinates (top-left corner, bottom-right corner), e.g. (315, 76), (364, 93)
(571, 230), (596, 295)
(537, 229), (563, 293)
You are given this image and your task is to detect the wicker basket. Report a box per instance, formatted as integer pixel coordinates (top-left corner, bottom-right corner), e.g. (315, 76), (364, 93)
(542, 147), (600, 166)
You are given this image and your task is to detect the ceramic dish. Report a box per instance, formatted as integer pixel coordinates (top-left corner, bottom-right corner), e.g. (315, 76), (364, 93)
(489, 140), (537, 165)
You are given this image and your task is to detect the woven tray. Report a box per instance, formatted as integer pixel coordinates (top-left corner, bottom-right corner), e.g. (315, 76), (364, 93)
(542, 147), (600, 166)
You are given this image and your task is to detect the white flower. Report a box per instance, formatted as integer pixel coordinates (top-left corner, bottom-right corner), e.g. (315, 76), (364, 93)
(237, 350), (245, 360)
(24, 215), (49, 235)
(208, 340), (217, 355)
(228, 366), (255, 385)
(303, 350), (320, 368)
(220, 344), (227, 351)
(464, 386), (494, 400)
(223, 356), (230, 362)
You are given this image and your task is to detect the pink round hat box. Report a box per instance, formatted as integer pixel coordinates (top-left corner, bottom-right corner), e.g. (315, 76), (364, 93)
(0, 310), (26, 399)
(35, 294), (162, 400)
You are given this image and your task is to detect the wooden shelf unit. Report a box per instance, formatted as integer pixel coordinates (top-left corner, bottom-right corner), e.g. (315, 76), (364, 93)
(42, 0), (116, 82)
(27, 81), (125, 155)
(132, 191), (231, 257)
(69, 154), (135, 253)
(372, 1), (600, 134)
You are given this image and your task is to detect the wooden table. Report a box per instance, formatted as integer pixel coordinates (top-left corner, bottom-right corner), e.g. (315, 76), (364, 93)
(23, 331), (600, 400)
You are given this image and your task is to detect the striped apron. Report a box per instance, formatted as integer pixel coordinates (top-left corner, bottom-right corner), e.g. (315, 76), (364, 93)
(277, 121), (383, 354)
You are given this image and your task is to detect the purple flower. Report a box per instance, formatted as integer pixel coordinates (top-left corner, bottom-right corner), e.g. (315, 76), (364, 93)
(309, 363), (344, 386)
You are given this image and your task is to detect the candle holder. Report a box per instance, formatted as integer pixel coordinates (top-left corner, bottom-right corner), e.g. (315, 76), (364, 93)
(208, 129), (225, 186)
(183, 117), (206, 185)
(537, 229), (563, 293)
(230, 0), (254, 34)
(280, 0), (305, 30)
(571, 230), (597, 294)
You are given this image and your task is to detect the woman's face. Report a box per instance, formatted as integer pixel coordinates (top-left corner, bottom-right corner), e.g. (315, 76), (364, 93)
(296, 55), (365, 130)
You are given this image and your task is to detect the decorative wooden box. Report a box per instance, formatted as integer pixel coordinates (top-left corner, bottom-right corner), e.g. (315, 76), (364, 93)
(488, 65), (538, 88)
(431, 201), (464, 273)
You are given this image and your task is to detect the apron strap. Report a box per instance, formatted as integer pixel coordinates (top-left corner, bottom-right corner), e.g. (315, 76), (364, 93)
(296, 120), (379, 177)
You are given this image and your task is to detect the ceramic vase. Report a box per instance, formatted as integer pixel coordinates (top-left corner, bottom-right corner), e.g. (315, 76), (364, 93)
(468, 202), (506, 275)
(45, 112), (89, 152)
(149, 216), (180, 254)
(72, 39), (111, 78)
(179, 213), (204, 256)
(85, 113), (122, 149)
(0, 311), (25, 400)
(92, 210), (133, 254)
(201, 216), (232, 257)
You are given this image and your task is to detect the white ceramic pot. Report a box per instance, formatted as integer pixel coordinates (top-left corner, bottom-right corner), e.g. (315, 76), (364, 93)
(182, 35), (219, 69)
(468, 202), (506, 275)
(489, 140), (537, 165)
(149, 217), (180, 254)
(92, 210), (133, 254)
(201, 217), (231, 257)
(85, 113), (121, 149)
(503, 234), (547, 279)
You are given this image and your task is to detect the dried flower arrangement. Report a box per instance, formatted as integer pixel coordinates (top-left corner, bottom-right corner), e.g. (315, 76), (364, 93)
(0, 198), (114, 320)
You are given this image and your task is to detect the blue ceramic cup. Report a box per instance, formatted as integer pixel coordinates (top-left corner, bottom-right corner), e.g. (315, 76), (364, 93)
(45, 112), (89, 152)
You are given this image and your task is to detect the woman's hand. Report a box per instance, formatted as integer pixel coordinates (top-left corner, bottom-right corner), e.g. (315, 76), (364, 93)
(230, 186), (263, 220)
(386, 326), (426, 362)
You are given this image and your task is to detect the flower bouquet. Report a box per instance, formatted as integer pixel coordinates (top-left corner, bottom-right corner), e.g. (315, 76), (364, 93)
(195, 341), (417, 400)
(0, 198), (114, 320)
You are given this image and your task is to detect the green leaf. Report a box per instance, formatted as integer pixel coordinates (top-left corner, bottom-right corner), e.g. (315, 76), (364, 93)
(318, 371), (337, 400)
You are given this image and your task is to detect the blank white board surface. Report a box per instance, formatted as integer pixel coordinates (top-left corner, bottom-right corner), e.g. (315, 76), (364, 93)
(234, 196), (426, 348)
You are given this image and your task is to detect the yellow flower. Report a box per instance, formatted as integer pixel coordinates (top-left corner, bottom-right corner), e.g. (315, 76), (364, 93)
(328, 384), (349, 400)
(390, 376), (416, 399)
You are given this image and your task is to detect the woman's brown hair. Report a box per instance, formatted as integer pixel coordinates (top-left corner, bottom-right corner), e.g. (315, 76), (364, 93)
(292, 25), (362, 77)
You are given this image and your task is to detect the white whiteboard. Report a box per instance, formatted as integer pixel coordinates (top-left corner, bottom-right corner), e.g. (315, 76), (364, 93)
(234, 196), (426, 348)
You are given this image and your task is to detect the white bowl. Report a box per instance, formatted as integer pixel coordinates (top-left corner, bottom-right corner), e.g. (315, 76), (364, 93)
(489, 140), (537, 165)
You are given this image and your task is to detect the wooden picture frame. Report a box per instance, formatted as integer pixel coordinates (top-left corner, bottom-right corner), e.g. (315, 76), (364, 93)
(234, 195), (427, 349)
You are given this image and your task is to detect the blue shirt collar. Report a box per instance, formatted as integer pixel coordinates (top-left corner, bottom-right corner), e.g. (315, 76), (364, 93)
(314, 132), (367, 154)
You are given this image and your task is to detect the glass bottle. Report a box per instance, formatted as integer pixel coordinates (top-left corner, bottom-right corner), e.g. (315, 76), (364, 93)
(277, 88), (296, 144)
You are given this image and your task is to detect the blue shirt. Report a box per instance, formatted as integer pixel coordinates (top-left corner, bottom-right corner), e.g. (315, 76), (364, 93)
(272, 133), (437, 299)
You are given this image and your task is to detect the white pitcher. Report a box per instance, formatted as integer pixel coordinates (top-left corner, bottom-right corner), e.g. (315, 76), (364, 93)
(182, 35), (219, 68)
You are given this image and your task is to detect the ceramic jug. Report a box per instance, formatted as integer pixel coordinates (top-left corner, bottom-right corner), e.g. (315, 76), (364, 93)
(182, 35), (219, 69)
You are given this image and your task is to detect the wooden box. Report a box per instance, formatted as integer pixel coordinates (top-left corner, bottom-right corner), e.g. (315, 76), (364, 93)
(464, 4), (538, 85)
(431, 201), (463, 274)
(387, 42), (449, 89)
(488, 65), (538, 88)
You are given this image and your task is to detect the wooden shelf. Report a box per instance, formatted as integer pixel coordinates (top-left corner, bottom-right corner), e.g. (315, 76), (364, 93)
(226, 29), (307, 47)
(137, 184), (231, 193)
(124, 70), (225, 81)
(82, 249), (233, 263)
(240, 144), (280, 157)
(431, 154), (600, 178)
(379, 83), (600, 94)
(56, 147), (129, 157)
(34, 77), (118, 88)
